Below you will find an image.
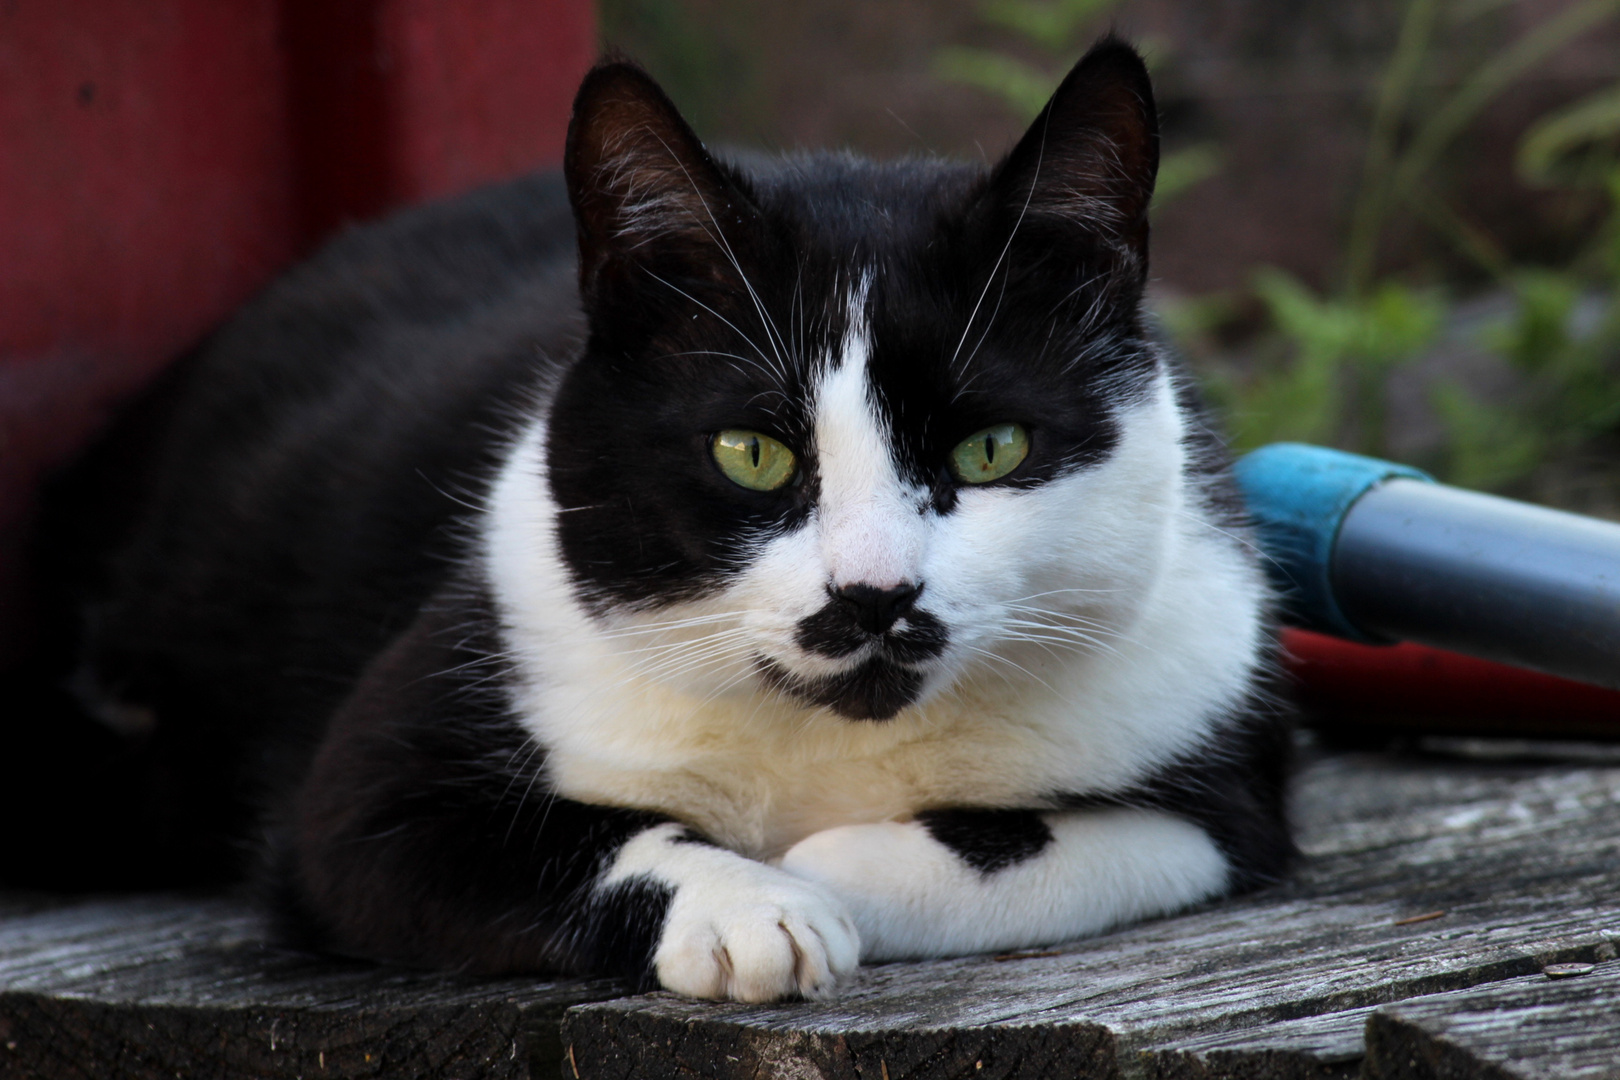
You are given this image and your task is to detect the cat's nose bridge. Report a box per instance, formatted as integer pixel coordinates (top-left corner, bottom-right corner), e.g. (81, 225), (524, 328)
(810, 343), (926, 590)
(818, 489), (927, 592)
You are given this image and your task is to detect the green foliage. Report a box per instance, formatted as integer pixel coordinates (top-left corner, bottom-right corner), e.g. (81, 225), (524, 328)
(1155, 145), (1223, 206)
(1434, 180), (1620, 488)
(1197, 170), (1620, 490)
(1171, 0), (1620, 499)
(933, 0), (1219, 208)
(975, 0), (1119, 50)
(1344, 0), (1620, 296)
(934, 0), (1121, 109)
(1256, 271), (1443, 374)
(1519, 84), (1620, 190)
(1197, 272), (1445, 455)
(597, 0), (760, 140)
(933, 46), (1057, 119)
(1428, 383), (1547, 491)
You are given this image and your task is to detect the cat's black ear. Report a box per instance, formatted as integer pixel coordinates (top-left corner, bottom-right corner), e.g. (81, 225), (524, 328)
(564, 60), (752, 298)
(980, 37), (1158, 264)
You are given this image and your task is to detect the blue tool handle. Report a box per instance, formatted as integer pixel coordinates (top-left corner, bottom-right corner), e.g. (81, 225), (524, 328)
(1234, 443), (1620, 690)
(1233, 444), (1432, 641)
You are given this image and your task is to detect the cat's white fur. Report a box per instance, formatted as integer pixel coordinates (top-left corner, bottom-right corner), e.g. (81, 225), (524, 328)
(483, 287), (1265, 995)
(607, 822), (860, 1001)
(780, 808), (1227, 959)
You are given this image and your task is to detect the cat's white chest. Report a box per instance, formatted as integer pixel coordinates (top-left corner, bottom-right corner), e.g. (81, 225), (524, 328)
(533, 679), (1058, 857)
(523, 606), (1247, 859)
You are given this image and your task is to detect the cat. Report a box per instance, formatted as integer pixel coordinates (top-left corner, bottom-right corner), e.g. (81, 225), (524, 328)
(39, 38), (1292, 1002)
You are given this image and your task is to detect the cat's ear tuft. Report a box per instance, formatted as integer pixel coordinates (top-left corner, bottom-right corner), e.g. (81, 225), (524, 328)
(983, 37), (1159, 261)
(564, 60), (748, 296)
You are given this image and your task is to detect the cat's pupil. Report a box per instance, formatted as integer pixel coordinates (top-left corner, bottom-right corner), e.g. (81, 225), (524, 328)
(749, 437), (761, 468)
(984, 435), (995, 465)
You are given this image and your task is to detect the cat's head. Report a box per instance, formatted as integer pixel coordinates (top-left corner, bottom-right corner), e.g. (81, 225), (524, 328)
(542, 40), (1180, 721)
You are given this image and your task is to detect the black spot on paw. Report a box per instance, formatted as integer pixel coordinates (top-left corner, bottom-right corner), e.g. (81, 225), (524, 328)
(917, 808), (1053, 874)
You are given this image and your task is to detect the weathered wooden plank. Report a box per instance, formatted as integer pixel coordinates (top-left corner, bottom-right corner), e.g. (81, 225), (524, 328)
(559, 1011), (1120, 1080)
(0, 895), (624, 1079)
(562, 893), (1618, 1080)
(1364, 962), (1620, 1080)
(560, 753), (1620, 1079)
(4, 751), (1618, 1079)
(1138, 1007), (1371, 1080)
(1143, 959), (1620, 1080)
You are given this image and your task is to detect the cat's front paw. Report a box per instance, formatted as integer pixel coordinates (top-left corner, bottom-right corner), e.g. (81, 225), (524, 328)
(779, 821), (919, 898)
(654, 864), (860, 1002)
(777, 820), (968, 960)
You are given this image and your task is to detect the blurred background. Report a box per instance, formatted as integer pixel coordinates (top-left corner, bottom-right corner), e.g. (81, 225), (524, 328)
(3, 0), (1619, 668)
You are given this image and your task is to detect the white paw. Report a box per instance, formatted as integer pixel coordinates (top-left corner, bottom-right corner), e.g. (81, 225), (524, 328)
(778, 821), (961, 961)
(653, 860), (860, 1002)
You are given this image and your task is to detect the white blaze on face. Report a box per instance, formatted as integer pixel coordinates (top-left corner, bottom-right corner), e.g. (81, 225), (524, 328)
(811, 289), (928, 595)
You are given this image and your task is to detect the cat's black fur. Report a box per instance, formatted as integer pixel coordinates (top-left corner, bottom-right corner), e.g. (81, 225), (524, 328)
(277, 579), (678, 979)
(19, 40), (1292, 995)
(20, 173), (585, 886)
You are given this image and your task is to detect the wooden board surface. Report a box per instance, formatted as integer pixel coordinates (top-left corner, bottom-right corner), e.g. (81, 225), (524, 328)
(1366, 964), (1620, 1080)
(3, 747), (1619, 1079)
(559, 750), (1620, 1080)
(0, 894), (624, 1079)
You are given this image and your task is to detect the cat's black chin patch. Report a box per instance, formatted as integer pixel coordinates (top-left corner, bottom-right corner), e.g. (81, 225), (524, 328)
(758, 656), (925, 721)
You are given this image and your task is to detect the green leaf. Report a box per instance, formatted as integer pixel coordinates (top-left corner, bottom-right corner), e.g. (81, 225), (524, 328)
(1518, 82), (1620, 189)
(1253, 269), (1442, 371)
(1392, 0), (1620, 203)
(1202, 270), (1446, 456)
(932, 48), (1055, 118)
(1485, 270), (1579, 373)
(1225, 349), (1344, 451)
(976, 0), (1120, 51)
(1154, 145), (1221, 207)
(1432, 382), (1547, 489)
(1357, 281), (1447, 370)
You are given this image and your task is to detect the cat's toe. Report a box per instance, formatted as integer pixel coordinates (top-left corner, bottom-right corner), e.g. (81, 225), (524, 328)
(653, 875), (859, 1002)
(779, 905), (860, 998)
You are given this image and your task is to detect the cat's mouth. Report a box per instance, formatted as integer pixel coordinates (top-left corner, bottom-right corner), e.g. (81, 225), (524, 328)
(792, 597), (949, 663)
(757, 654), (929, 721)
(761, 599), (951, 720)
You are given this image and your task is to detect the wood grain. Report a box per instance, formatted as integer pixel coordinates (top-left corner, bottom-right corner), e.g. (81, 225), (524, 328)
(1365, 964), (1620, 1080)
(561, 752), (1620, 1079)
(0, 895), (623, 1079)
(1142, 1007), (1372, 1080)
(4, 749), (1618, 1079)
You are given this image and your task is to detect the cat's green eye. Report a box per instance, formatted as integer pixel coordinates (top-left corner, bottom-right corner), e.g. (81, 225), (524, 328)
(949, 423), (1030, 484)
(712, 429), (797, 491)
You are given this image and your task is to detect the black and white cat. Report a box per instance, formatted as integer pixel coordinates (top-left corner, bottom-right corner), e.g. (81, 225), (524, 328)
(45, 39), (1291, 1001)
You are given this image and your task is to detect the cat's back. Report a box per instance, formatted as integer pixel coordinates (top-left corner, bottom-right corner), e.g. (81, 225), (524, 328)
(49, 170), (585, 792)
(153, 167), (582, 500)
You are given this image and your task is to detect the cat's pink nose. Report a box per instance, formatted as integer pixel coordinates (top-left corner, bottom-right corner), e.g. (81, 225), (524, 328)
(831, 582), (921, 636)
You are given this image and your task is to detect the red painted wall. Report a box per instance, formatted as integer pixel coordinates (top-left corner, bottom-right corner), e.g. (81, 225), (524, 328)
(282, 0), (596, 236)
(0, 0), (595, 665)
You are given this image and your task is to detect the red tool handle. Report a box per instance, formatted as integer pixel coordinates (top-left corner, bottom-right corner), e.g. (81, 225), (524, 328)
(1279, 628), (1620, 740)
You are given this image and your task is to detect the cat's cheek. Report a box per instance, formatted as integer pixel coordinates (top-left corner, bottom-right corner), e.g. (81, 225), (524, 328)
(608, 824), (861, 1002)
